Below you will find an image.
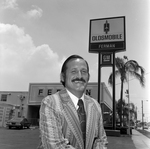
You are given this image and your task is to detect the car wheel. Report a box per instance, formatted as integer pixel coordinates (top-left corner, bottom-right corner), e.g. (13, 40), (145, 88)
(9, 126), (11, 129)
(20, 126), (23, 129)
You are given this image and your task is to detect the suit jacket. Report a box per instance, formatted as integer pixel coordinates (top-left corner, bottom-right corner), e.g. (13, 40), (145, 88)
(39, 89), (108, 149)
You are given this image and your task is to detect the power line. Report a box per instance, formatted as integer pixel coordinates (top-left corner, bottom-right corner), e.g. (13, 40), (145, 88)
(106, 71), (150, 89)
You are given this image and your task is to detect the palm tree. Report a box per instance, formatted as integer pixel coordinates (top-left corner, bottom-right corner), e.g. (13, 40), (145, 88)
(108, 56), (145, 127)
(116, 98), (128, 126)
(129, 102), (137, 126)
(116, 99), (137, 127)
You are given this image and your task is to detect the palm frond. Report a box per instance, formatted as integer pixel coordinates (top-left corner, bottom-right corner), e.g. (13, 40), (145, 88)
(108, 73), (113, 85)
(133, 72), (145, 87)
(108, 70), (120, 86)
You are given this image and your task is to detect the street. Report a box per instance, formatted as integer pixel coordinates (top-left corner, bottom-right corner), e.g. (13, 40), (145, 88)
(0, 127), (40, 149)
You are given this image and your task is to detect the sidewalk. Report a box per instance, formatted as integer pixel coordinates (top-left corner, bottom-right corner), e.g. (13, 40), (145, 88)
(132, 129), (150, 149)
(107, 129), (150, 149)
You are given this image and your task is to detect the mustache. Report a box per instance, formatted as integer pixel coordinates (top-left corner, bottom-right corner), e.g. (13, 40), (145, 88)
(72, 78), (86, 83)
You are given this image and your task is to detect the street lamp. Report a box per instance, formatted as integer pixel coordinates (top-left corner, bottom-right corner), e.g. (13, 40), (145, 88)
(18, 95), (25, 117)
(135, 106), (138, 128)
(125, 89), (130, 135)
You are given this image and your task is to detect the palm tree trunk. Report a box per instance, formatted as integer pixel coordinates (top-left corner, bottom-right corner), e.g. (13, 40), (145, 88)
(120, 80), (124, 127)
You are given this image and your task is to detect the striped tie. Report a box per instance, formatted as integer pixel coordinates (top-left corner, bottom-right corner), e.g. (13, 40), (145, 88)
(77, 99), (86, 148)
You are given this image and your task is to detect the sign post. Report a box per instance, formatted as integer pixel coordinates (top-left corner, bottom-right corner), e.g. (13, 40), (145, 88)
(89, 16), (126, 130)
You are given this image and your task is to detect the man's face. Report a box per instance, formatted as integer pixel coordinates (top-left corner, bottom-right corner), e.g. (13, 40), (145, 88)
(63, 58), (90, 95)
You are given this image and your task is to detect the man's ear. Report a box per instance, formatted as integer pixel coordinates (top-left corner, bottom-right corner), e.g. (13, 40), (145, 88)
(88, 73), (90, 82)
(60, 73), (64, 82)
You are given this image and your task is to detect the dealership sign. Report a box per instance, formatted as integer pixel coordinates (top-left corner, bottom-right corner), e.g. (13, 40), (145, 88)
(89, 16), (126, 53)
(101, 53), (112, 65)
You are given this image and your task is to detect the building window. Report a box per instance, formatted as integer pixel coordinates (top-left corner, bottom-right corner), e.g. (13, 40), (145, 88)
(1, 94), (7, 101)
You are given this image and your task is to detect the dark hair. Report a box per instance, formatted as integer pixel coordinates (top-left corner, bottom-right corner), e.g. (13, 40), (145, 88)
(60, 55), (89, 86)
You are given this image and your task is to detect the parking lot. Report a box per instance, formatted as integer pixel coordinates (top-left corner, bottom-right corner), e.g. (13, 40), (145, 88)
(0, 127), (40, 149)
(1, 127), (149, 149)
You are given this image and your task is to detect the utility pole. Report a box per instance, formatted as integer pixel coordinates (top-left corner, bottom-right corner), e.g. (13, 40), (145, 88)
(141, 100), (144, 130)
(125, 89), (130, 135)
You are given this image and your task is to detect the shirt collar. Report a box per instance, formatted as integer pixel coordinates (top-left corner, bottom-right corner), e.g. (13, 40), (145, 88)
(66, 89), (84, 109)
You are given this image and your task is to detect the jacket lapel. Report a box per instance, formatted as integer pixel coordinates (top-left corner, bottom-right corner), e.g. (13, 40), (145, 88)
(59, 89), (84, 149)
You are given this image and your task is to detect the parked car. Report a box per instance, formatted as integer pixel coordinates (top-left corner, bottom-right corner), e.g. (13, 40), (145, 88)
(6, 117), (31, 129)
(143, 125), (148, 129)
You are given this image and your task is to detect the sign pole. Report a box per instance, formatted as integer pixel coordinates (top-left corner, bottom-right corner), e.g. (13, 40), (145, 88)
(89, 16), (126, 131)
(112, 52), (116, 130)
(98, 53), (101, 104)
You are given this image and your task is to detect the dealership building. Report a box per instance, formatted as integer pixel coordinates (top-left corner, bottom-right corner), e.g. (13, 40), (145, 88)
(0, 82), (112, 127)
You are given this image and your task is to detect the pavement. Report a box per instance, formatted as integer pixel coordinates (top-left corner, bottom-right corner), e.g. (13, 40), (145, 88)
(132, 129), (150, 149)
(107, 129), (150, 149)
(0, 127), (150, 149)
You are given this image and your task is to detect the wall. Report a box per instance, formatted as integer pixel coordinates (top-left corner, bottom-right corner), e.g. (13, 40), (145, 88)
(0, 91), (28, 127)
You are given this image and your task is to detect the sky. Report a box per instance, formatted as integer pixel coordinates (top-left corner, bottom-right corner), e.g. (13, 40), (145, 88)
(0, 0), (150, 121)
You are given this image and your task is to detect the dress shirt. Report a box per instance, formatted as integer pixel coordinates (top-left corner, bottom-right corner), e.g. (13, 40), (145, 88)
(66, 89), (84, 110)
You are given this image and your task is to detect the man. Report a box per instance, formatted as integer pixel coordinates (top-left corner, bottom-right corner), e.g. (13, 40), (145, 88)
(39, 55), (108, 149)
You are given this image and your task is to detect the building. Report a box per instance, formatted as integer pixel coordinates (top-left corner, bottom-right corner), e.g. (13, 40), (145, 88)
(0, 91), (28, 127)
(0, 82), (112, 127)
